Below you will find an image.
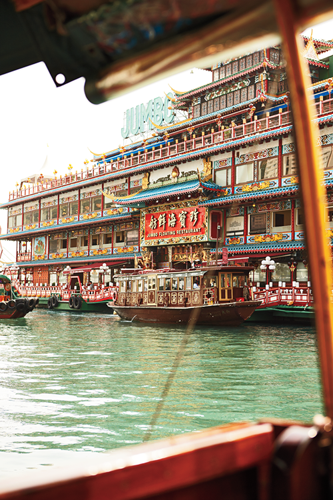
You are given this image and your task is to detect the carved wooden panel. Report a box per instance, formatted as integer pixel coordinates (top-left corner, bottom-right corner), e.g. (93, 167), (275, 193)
(171, 292), (177, 305)
(157, 293), (164, 305)
(192, 291), (200, 304)
(143, 292), (148, 304)
(178, 292), (185, 305)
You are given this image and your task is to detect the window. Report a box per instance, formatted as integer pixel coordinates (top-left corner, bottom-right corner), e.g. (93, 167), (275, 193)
(214, 98), (220, 111)
(270, 49), (280, 63)
(220, 66), (226, 79)
(260, 50), (265, 61)
(59, 203), (69, 217)
(41, 208), (49, 221)
(215, 167), (231, 187)
(321, 146), (333, 170)
(283, 154), (297, 176)
(172, 278), (178, 290)
(227, 93), (233, 107)
(328, 207), (333, 224)
(8, 213), (22, 228)
(193, 105), (200, 118)
(213, 69), (219, 81)
(91, 236), (99, 246)
(246, 55), (253, 67)
(81, 236), (88, 247)
(24, 210), (38, 225)
(239, 58), (245, 70)
(104, 233), (112, 245)
(272, 210), (291, 232)
(258, 158), (278, 179)
(165, 278), (171, 291)
(232, 61), (238, 74)
(61, 238), (67, 249)
(49, 239), (58, 252)
(208, 100), (214, 113)
(220, 95), (226, 109)
(210, 211), (223, 239)
(253, 52), (259, 64)
(81, 199), (91, 214)
(120, 281), (126, 293)
(241, 88), (247, 102)
(193, 276), (201, 289)
(226, 64), (232, 76)
(248, 85), (255, 100)
(92, 196), (102, 212)
(296, 262), (308, 282)
(296, 209), (303, 227)
(201, 102), (207, 115)
(70, 201), (78, 215)
(236, 163), (254, 184)
(138, 280), (143, 292)
(115, 231), (125, 244)
(226, 216), (244, 237)
(148, 277), (156, 290)
(69, 238), (77, 248)
(127, 230), (139, 246)
(272, 263), (291, 282)
(179, 278), (185, 290)
(159, 278), (165, 291)
(234, 90), (240, 105)
(249, 213), (266, 234)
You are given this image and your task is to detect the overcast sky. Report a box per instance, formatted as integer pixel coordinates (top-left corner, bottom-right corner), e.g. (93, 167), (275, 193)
(0, 19), (332, 262)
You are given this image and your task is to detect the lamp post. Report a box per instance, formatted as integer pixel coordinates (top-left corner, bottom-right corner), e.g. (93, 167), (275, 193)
(99, 263), (110, 285)
(260, 256), (275, 289)
(288, 258), (297, 285)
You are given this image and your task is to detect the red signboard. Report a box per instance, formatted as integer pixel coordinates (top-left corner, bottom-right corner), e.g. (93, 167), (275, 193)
(144, 206), (206, 243)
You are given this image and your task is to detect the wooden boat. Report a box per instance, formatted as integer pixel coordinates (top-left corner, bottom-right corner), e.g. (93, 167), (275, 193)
(1, 0), (333, 498)
(12, 275), (117, 314)
(0, 274), (38, 318)
(112, 266), (260, 325)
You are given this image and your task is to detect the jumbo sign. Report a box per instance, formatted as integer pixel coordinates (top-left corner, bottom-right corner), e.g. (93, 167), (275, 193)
(121, 93), (175, 139)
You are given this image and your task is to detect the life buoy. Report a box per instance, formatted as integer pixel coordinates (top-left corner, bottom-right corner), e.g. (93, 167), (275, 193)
(7, 300), (16, 311)
(69, 296), (75, 308)
(112, 291), (117, 301)
(73, 296), (82, 310)
(51, 295), (59, 308)
(47, 297), (53, 309)
(0, 302), (7, 312)
(4, 283), (11, 292)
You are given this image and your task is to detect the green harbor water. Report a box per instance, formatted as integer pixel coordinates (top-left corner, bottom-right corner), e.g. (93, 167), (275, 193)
(0, 309), (322, 477)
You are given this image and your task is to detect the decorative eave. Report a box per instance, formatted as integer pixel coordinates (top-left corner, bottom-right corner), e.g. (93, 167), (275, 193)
(302, 35), (333, 53)
(109, 180), (202, 207)
(223, 241), (305, 255)
(199, 184), (299, 207)
(308, 58), (330, 69)
(174, 60), (281, 101)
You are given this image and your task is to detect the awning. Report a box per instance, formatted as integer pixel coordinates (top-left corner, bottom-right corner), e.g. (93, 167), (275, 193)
(63, 260), (126, 274)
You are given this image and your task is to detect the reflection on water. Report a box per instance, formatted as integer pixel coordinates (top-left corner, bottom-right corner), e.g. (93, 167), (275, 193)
(0, 309), (322, 476)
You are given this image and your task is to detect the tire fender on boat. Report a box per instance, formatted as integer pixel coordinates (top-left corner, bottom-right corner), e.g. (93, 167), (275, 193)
(7, 300), (16, 311)
(47, 297), (53, 309)
(0, 302), (7, 312)
(73, 296), (82, 310)
(69, 296), (75, 308)
(51, 295), (59, 308)
(16, 302), (26, 313)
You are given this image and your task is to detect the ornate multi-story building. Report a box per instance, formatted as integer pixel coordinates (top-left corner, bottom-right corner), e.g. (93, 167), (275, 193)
(1, 34), (333, 290)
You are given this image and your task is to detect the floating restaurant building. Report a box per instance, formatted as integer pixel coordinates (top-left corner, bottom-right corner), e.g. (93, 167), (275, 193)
(1, 35), (333, 290)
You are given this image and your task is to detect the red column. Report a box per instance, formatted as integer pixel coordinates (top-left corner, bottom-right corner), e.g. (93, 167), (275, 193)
(128, 177), (130, 195)
(78, 189), (81, 218)
(244, 206), (248, 241)
(66, 232), (69, 258)
(88, 228), (90, 257)
(291, 199), (295, 241)
(57, 194), (60, 225)
(223, 210), (227, 245)
(38, 199), (41, 226)
(231, 150), (236, 194)
(111, 225), (114, 255)
(278, 137), (283, 187)
(47, 235), (50, 260)
(21, 203), (24, 231)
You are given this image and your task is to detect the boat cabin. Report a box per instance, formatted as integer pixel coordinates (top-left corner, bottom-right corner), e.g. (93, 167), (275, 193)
(115, 266), (253, 307)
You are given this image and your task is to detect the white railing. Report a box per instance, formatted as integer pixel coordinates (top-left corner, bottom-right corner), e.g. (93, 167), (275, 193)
(253, 285), (314, 307)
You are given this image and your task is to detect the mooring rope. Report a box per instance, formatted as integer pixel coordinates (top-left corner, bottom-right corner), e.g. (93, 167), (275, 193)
(143, 307), (201, 442)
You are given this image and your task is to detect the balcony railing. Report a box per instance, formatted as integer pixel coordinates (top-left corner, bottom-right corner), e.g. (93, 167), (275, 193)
(8, 96), (333, 202)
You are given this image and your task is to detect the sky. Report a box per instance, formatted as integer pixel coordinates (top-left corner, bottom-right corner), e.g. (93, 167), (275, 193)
(0, 18), (332, 262)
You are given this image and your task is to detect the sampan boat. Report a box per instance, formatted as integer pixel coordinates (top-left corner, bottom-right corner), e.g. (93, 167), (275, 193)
(112, 266), (260, 326)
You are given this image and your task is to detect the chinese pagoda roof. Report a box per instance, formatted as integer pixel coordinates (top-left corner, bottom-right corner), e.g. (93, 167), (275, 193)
(109, 179), (226, 207)
(302, 35), (333, 53)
